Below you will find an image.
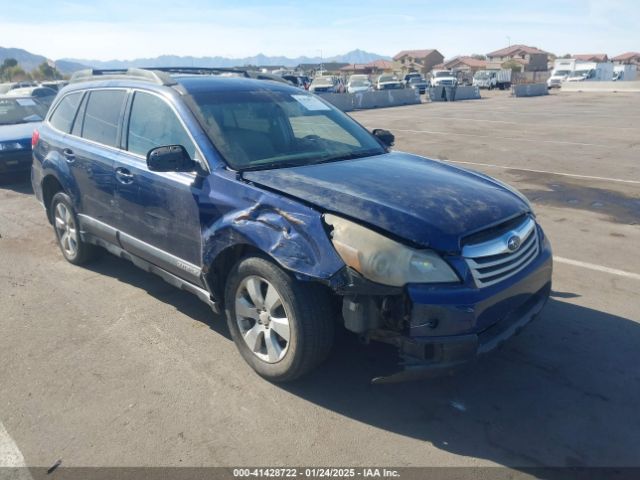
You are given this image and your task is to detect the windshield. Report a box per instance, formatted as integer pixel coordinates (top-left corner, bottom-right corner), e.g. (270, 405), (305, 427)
(349, 80), (370, 87)
(378, 75), (398, 83)
(0, 97), (48, 125)
(409, 77), (424, 84)
(188, 90), (386, 170)
(435, 71), (452, 78)
(474, 72), (489, 79)
(553, 70), (571, 76)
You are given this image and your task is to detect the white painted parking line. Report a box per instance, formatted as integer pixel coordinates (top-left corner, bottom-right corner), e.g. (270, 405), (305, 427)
(392, 128), (615, 148)
(0, 421), (26, 467)
(554, 257), (640, 281)
(441, 160), (640, 185)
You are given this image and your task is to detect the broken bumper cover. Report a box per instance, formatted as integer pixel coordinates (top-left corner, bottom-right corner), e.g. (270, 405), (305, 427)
(372, 239), (553, 383)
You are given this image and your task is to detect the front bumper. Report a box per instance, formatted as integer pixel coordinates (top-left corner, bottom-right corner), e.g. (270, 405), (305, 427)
(371, 235), (553, 383)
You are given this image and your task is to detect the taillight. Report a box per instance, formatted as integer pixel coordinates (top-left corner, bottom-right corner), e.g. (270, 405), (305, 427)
(32, 129), (39, 148)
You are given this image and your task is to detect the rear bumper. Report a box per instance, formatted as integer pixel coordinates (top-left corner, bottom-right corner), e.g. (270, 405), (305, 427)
(0, 150), (32, 174)
(372, 235), (553, 383)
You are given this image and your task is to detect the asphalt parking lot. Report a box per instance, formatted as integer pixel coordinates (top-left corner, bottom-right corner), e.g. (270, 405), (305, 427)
(1, 90), (639, 470)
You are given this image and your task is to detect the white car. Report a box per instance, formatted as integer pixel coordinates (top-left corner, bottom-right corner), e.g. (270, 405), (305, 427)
(565, 69), (592, 82)
(376, 74), (403, 90)
(347, 75), (372, 93)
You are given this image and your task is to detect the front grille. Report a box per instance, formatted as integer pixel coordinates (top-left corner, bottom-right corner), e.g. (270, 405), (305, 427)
(463, 217), (539, 288)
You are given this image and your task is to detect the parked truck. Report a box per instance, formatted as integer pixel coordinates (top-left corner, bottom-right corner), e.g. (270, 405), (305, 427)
(547, 59), (576, 89)
(430, 70), (457, 87)
(472, 69), (512, 90)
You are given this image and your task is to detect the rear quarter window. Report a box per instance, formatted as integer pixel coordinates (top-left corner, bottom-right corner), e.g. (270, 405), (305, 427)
(48, 92), (83, 133)
(82, 90), (127, 148)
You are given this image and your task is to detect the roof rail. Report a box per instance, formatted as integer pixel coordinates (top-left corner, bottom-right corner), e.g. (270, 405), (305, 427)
(69, 68), (178, 86)
(144, 67), (251, 77)
(144, 67), (291, 84)
(69, 66), (292, 86)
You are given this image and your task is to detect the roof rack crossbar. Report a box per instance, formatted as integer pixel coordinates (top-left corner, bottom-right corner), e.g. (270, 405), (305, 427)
(141, 67), (251, 77)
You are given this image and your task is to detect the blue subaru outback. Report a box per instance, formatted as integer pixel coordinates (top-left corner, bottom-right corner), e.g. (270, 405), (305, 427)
(32, 68), (552, 383)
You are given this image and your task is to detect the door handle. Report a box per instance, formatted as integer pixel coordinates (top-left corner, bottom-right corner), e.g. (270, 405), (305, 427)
(62, 148), (75, 163)
(115, 167), (134, 184)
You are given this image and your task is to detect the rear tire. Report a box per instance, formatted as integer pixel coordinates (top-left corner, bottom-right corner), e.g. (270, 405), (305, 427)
(51, 192), (100, 265)
(224, 256), (335, 382)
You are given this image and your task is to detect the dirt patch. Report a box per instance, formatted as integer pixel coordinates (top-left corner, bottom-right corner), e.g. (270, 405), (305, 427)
(509, 170), (640, 225)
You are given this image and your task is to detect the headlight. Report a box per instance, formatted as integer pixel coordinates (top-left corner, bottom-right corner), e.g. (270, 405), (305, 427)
(0, 141), (26, 151)
(325, 214), (459, 287)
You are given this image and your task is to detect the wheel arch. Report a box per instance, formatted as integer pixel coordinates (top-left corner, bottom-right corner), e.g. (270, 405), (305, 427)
(41, 174), (66, 224)
(205, 243), (266, 305)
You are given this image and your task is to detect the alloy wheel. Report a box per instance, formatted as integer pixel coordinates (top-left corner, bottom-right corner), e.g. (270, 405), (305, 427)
(54, 202), (78, 258)
(235, 275), (290, 363)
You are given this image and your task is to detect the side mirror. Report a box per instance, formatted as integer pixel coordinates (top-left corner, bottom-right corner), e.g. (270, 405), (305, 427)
(147, 145), (197, 173)
(372, 128), (395, 148)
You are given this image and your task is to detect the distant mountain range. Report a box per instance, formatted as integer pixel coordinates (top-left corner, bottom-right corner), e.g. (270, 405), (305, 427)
(0, 47), (88, 75)
(0, 46), (390, 76)
(62, 49), (390, 70)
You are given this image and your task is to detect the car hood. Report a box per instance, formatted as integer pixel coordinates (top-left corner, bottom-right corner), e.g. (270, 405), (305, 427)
(0, 122), (40, 143)
(243, 152), (530, 252)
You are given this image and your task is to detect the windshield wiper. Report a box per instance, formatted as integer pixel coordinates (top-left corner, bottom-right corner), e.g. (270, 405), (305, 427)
(305, 149), (384, 165)
(239, 149), (384, 172)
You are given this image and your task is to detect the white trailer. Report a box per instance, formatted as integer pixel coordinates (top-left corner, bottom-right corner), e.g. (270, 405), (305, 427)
(613, 64), (637, 81)
(566, 62), (614, 82)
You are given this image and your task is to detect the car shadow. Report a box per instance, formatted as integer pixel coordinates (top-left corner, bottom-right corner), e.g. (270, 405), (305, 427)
(78, 253), (640, 469)
(0, 174), (33, 193)
(83, 254), (231, 341)
(282, 298), (640, 469)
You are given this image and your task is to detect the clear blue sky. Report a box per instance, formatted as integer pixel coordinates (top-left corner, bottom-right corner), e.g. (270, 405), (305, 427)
(0, 0), (638, 60)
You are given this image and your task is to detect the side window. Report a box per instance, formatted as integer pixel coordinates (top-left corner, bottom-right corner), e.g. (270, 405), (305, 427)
(71, 94), (88, 137)
(49, 92), (83, 133)
(127, 92), (197, 159)
(82, 90), (127, 148)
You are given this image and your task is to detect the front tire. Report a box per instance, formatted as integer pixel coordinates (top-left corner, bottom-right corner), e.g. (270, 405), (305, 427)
(51, 192), (100, 265)
(224, 256), (335, 382)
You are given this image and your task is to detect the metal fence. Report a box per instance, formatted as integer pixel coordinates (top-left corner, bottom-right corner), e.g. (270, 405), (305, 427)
(512, 71), (551, 85)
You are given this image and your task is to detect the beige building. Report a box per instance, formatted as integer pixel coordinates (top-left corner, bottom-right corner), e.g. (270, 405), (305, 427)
(612, 52), (640, 66)
(392, 49), (444, 75)
(486, 45), (549, 72)
(439, 56), (487, 74)
(340, 60), (395, 76)
(572, 54), (609, 62)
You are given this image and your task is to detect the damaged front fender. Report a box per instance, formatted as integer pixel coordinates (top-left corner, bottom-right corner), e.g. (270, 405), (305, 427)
(200, 171), (346, 282)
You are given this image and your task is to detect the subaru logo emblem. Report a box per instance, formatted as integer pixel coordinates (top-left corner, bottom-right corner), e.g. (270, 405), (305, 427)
(507, 235), (521, 252)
